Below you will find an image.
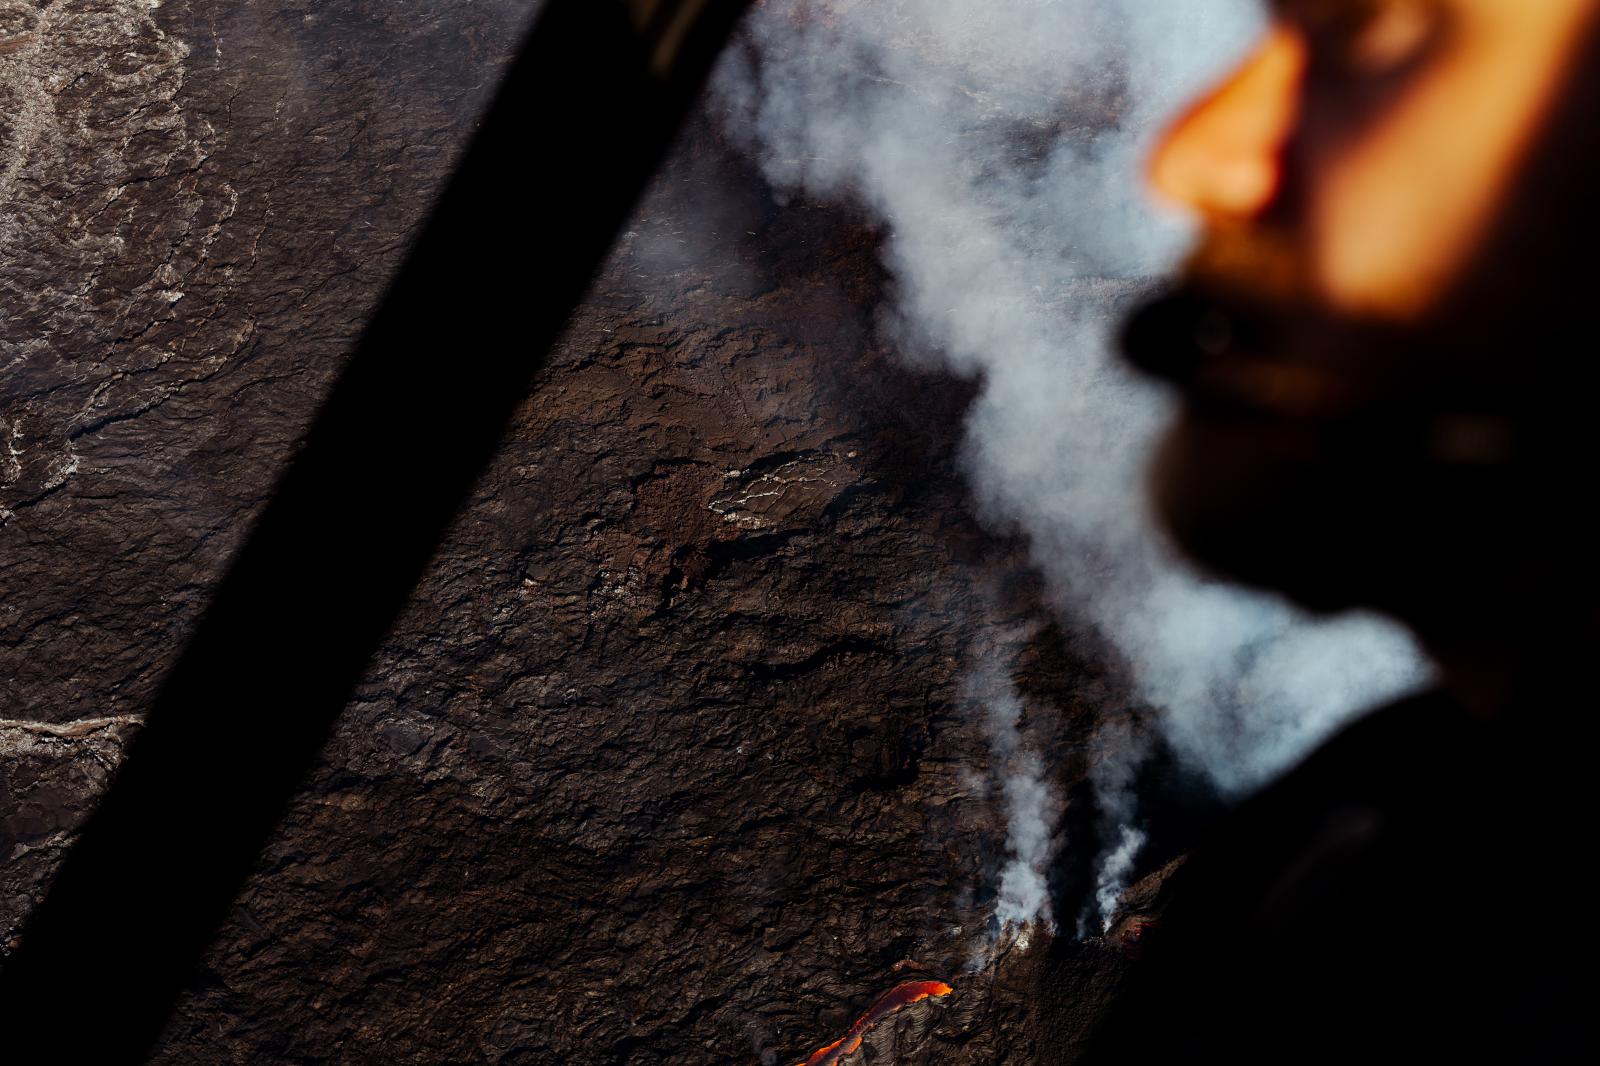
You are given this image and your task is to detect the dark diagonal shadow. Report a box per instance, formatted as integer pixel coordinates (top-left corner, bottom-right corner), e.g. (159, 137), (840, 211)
(0, 2), (754, 1060)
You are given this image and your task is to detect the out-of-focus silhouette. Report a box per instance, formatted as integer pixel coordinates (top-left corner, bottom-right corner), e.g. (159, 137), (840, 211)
(1085, 2), (1600, 1061)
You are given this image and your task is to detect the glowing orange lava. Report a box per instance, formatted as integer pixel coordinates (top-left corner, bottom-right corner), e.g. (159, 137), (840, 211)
(794, 980), (954, 1066)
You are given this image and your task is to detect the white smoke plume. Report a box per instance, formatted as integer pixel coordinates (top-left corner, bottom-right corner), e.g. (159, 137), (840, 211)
(1082, 714), (1147, 934)
(1093, 824), (1147, 932)
(718, 0), (1429, 797)
(966, 664), (1060, 936)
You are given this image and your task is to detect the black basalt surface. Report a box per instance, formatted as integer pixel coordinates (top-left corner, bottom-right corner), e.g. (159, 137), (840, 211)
(1, 3), (1169, 1062)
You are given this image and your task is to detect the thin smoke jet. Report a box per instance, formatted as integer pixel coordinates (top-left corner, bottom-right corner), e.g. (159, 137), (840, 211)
(1083, 714), (1147, 933)
(1094, 824), (1147, 933)
(966, 664), (1060, 934)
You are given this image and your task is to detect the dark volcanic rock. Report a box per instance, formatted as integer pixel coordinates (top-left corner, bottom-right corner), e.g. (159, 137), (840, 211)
(0, 713), (142, 935)
(2, 3), (1174, 1062)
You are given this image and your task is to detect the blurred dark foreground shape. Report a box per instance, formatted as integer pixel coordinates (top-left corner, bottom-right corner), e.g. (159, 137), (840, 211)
(1070, 2), (1600, 1061)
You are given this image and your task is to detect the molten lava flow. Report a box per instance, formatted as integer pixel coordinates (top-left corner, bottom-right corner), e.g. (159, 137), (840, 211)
(794, 980), (954, 1066)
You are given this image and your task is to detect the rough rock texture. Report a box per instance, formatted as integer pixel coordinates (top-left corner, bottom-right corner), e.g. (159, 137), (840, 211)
(0, 713), (141, 934)
(2, 3), (1183, 1062)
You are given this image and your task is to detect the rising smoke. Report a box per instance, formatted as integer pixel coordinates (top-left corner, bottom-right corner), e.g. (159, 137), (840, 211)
(965, 664), (1060, 936)
(715, 0), (1429, 927)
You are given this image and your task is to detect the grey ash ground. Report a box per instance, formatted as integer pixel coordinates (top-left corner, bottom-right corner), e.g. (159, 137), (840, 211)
(2, 3), (1174, 1062)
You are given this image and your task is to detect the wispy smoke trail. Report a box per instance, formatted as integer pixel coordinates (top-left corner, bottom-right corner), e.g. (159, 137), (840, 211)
(1093, 824), (1146, 932)
(716, 0), (1430, 932)
(1083, 714), (1147, 933)
(966, 666), (1060, 933)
